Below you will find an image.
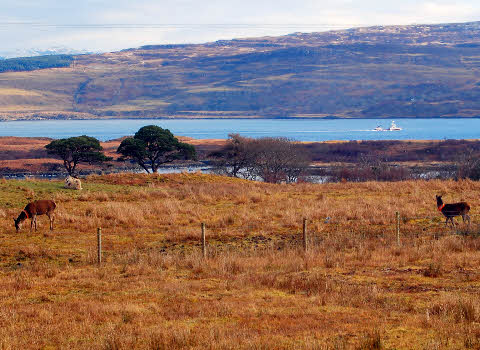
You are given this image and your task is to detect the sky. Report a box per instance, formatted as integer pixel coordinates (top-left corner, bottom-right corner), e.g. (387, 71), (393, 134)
(1, 0), (480, 57)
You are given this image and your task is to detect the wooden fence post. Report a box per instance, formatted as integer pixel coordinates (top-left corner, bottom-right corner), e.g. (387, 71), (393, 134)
(303, 218), (308, 252)
(97, 227), (102, 265)
(201, 223), (207, 258)
(395, 211), (401, 247)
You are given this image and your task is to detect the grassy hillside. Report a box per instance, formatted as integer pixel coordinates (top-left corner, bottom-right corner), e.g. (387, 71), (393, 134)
(1, 173), (480, 348)
(2, 22), (480, 119)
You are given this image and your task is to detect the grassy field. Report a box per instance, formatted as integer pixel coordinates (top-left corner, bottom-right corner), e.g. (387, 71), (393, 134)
(1, 173), (480, 349)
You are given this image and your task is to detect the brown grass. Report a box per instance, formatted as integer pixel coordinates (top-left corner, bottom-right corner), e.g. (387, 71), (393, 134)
(1, 173), (480, 348)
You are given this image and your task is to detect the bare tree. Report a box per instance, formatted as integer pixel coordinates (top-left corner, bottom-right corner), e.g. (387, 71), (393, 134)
(210, 134), (254, 178)
(456, 148), (480, 180)
(211, 135), (311, 183)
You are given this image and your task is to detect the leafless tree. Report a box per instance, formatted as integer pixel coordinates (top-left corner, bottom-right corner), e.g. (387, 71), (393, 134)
(210, 134), (254, 178)
(211, 134), (311, 183)
(456, 148), (480, 180)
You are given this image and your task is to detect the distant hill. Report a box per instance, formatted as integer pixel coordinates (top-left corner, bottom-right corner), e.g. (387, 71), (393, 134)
(2, 21), (480, 120)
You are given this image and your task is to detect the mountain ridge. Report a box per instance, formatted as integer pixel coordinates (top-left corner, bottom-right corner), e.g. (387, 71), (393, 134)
(2, 21), (480, 120)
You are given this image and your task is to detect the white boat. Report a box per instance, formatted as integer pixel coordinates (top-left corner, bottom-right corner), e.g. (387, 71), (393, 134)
(373, 125), (385, 131)
(387, 121), (402, 131)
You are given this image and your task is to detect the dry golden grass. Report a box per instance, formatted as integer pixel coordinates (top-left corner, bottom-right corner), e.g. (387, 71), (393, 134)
(0, 88), (42, 96)
(1, 173), (480, 349)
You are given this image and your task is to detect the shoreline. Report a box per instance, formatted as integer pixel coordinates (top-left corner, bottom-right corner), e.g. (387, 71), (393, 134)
(2, 116), (480, 122)
(0, 136), (471, 179)
(1, 135), (479, 143)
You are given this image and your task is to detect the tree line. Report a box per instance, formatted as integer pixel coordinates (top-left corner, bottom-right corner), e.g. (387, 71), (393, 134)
(0, 55), (74, 73)
(45, 125), (480, 182)
(45, 125), (196, 176)
(45, 126), (311, 183)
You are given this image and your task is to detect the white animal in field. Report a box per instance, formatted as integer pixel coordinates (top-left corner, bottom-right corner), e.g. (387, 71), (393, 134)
(64, 176), (82, 190)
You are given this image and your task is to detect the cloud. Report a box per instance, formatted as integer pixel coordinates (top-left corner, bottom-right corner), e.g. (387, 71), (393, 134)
(420, 1), (478, 20)
(1, 0), (480, 56)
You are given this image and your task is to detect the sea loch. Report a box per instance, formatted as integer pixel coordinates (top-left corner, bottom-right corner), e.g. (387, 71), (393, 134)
(0, 118), (479, 141)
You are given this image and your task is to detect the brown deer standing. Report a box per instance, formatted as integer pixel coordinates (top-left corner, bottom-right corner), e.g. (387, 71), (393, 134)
(14, 200), (56, 232)
(436, 195), (470, 227)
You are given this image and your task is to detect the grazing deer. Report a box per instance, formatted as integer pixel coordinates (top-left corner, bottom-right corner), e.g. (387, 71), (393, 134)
(436, 195), (470, 227)
(14, 200), (56, 232)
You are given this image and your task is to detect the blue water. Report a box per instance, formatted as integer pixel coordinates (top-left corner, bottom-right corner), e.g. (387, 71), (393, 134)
(0, 118), (478, 141)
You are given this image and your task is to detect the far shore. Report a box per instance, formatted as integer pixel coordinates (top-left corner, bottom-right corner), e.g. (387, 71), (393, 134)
(2, 115), (480, 122)
(0, 136), (476, 179)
